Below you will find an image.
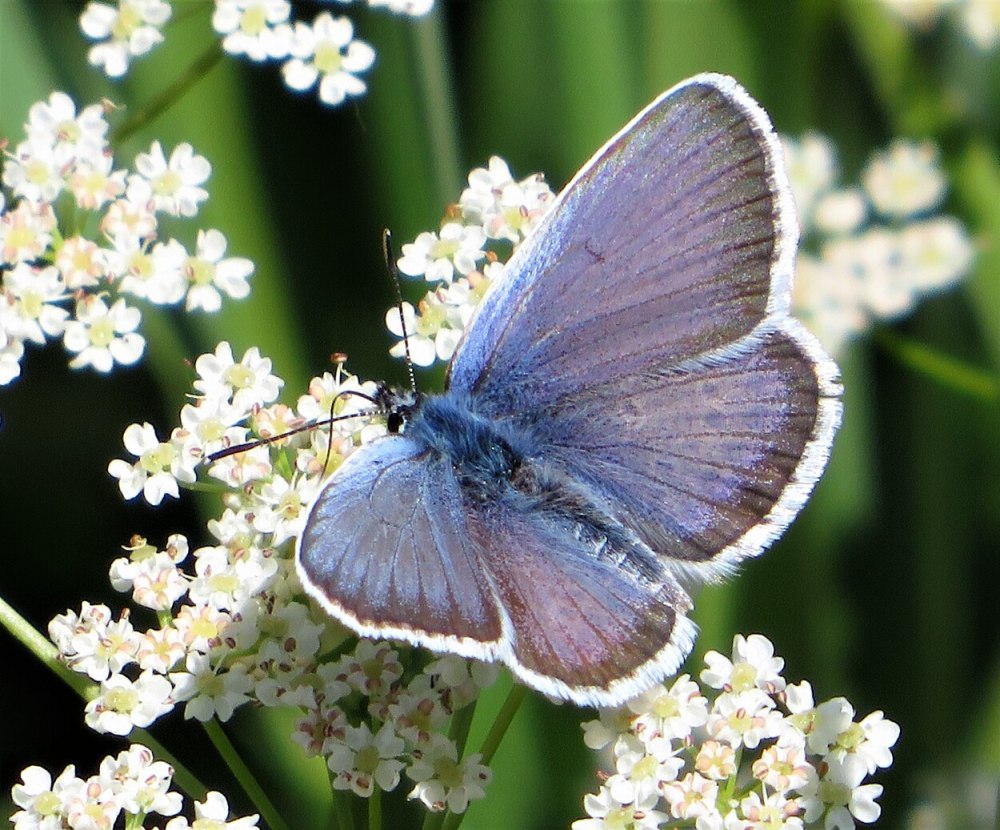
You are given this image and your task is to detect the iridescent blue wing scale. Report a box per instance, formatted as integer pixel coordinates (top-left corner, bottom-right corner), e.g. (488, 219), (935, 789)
(448, 73), (841, 578)
(298, 437), (505, 657)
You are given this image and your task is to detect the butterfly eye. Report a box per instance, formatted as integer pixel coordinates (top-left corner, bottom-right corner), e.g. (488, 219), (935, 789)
(386, 409), (406, 434)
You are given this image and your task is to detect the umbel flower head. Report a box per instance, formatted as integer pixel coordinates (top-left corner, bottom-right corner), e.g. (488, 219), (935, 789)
(78, 0), (433, 107)
(0, 91), (254, 386)
(574, 634), (899, 830)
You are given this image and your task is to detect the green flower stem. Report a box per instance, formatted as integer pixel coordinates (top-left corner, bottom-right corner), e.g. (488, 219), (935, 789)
(330, 789), (356, 830)
(875, 327), (1000, 400)
(0, 595), (208, 798)
(406, 8), (463, 208)
(476, 683), (527, 766)
(368, 784), (382, 830)
(429, 685), (531, 830)
(448, 699), (476, 757)
(111, 41), (225, 146)
(201, 718), (289, 830)
(0, 594), (92, 698)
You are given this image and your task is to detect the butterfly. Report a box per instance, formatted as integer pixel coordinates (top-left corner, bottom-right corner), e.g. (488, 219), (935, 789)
(297, 73), (842, 707)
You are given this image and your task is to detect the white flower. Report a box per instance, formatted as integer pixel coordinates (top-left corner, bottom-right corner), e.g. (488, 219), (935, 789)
(48, 603), (140, 682)
(25, 91), (109, 166)
(0, 200), (56, 265)
(108, 421), (198, 504)
(962, 0), (1000, 49)
(812, 187), (867, 236)
(406, 734), (491, 814)
(662, 772), (720, 821)
(0, 338), (25, 386)
(170, 653), (254, 722)
(368, 0), (434, 16)
(133, 141), (211, 217)
(187, 544), (270, 611)
(386, 298), (462, 367)
(573, 786), (668, 830)
(101, 180), (159, 243)
(99, 744), (182, 817)
(397, 222), (486, 283)
(212, 0), (293, 61)
(327, 722), (406, 797)
(782, 132), (839, 229)
(605, 733), (682, 805)
(136, 625), (187, 673)
(862, 139), (947, 220)
(1, 263), (69, 345)
(282, 13), (376, 106)
(109, 237), (188, 305)
(80, 0), (172, 78)
(752, 743), (815, 793)
(897, 216), (975, 291)
(193, 342), (283, 412)
(63, 295), (144, 372)
(10, 764), (80, 830)
(581, 706), (635, 750)
(829, 709), (901, 774)
(792, 253), (867, 356)
(799, 753), (883, 829)
(251, 473), (319, 545)
(164, 791), (259, 829)
(737, 789), (804, 829)
(628, 673), (709, 742)
(62, 774), (123, 830)
(701, 633), (786, 694)
(706, 689), (783, 749)
(459, 156), (554, 243)
(2, 139), (67, 204)
(55, 236), (105, 290)
(67, 152), (127, 209)
(84, 670), (174, 735)
(183, 229), (254, 312)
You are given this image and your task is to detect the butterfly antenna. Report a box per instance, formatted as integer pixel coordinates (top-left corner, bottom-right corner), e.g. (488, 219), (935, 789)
(383, 229), (418, 394)
(207, 389), (380, 462)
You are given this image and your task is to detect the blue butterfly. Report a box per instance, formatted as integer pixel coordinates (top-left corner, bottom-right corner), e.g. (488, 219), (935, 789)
(297, 73), (842, 707)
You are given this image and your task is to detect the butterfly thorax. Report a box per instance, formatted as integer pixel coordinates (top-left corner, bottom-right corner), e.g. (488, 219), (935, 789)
(391, 389), (527, 500)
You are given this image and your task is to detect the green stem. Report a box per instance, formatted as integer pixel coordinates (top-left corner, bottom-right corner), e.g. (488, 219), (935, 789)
(368, 784), (382, 830)
(432, 685), (530, 830)
(477, 683), (527, 766)
(201, 719), (290, 830)
(0, 594), (92, 698)
(447, 700), (476, 757)
(330, 789), (355, 830)
(111, 41), (225, 145)
(875, 327), (1000, 400)
(406, 8), (463, 207)
(0, 595), (208, 798)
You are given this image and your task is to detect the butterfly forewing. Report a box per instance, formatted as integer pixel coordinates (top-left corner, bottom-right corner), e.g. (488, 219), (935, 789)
(449, 74), (797, 410)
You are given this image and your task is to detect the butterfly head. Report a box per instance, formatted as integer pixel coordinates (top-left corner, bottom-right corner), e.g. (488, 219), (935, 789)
(376, 385), (422, 434)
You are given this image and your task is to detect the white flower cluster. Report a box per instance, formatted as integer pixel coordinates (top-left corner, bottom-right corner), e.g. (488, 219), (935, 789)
(48, 343), (496, 817)
(388, 156), (555, 366)
(785, 132), (974, 357)
(880, 0), (1000, 50)
(79, 0), (433, 107)
(0, 92), (253, 386)
(575, 634), (900, 830)
(11, 744), (258, 830)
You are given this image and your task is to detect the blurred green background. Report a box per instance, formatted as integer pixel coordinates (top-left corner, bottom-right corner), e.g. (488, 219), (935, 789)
(1, 1), (998, 828)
